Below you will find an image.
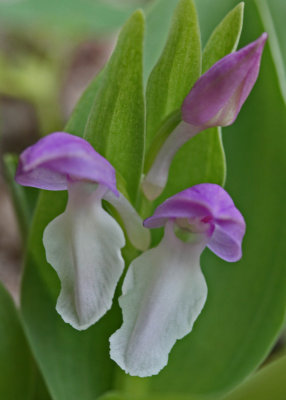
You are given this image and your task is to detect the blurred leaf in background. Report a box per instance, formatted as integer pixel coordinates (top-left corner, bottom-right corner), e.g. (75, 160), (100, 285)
(223, 354), (286, 400)
(0, 0), (149, 137)
(3, 154), (38, 239)
(98, 393), (206, 400)
(0, 282), (51, 400)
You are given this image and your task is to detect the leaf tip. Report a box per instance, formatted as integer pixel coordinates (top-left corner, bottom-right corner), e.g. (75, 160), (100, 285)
(234, 2), (245, 17)
(129, 8), (145, 26)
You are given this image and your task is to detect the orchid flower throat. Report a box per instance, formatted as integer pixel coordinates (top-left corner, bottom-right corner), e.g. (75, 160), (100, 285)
(173, 215), (214, 243)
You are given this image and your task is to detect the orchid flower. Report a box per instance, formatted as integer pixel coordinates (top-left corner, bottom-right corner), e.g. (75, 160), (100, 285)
(16, 132), (150, 330)
(142, 33), (267, 200)
(110, 183), (245, 377)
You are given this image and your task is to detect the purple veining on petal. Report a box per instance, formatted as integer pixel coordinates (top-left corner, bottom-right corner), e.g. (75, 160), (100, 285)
(144, 183), (245, 262)
(15, 132), (118, 195)
(182, 33), (267, 128)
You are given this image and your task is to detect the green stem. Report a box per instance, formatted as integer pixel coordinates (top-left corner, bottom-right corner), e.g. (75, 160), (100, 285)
(144, 109), (182, 174)
(139, 191), (155, 220)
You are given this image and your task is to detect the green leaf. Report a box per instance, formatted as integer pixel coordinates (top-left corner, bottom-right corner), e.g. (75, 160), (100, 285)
(98, 392), (207, 400)
(202, 2), (244, 72)
(143, 1), (286, 396)
(145, 0), (201, 152)
(0, 282), (50, 400)
(254, 0), (286, 104)
(84, 11), (145, 204)
(22, 240), (120, 400)
(2, 153), (38, 239)
(223, 355), (286, 400)
(153, 2), (243, 209)
(20, 18), (135, 400)
(20, 11), (146, 399)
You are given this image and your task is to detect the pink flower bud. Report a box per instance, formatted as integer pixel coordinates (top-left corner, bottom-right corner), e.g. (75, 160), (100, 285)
(182, 33), (267, 128)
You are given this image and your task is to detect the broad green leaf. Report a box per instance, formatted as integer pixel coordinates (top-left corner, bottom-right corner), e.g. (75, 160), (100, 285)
(0, 282), (51, 400)
(85, 11), (145, 204)
(262, 0), (286, 75)
(145, 0), (201, 151)
(143, 1), (286, 396)
(255, 0), (286, 104)
(223, 355), (286, 400)
(153, 2), (243, 208)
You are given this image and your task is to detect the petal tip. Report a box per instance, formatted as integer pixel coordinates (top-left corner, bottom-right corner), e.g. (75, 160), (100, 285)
(182, 33), (267, 128)
(141, 179), (163, 201)
(259, 32), (268, 45)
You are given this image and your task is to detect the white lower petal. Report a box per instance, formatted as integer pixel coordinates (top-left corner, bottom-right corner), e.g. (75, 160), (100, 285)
(142, 122), (200, 200)
(104, 191), (150, 251)
(109, 223), (208, 377)
(43, 182), (125, 330)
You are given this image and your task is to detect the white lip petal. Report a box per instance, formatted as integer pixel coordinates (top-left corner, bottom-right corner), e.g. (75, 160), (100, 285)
(104, 191), (150, 251)
(43, 182), (125, 330)
(109, 223), (208, 377)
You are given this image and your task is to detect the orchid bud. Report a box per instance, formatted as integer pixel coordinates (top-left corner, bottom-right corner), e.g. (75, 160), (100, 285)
(142, 34), (267, 201)
(182, 33), (267, 128)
